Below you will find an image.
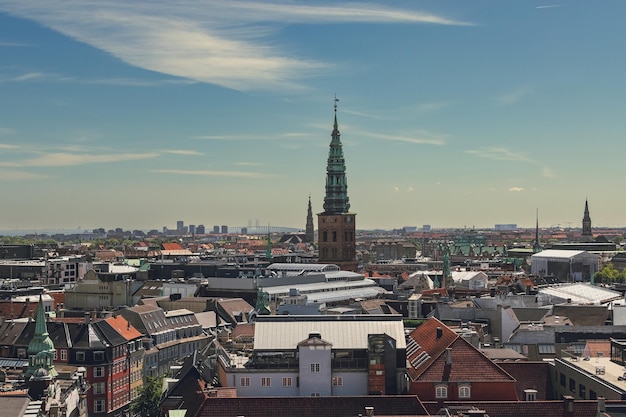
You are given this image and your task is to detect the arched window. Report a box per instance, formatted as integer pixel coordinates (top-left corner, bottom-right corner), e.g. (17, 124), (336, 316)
(435, 385), (447, 399)
(323, 231), (328, 242)
(332, 231), (337, 242)
(458, 385), (471, 399)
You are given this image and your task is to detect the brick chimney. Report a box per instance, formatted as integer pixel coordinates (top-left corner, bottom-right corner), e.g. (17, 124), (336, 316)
(563, 395), (575, 415)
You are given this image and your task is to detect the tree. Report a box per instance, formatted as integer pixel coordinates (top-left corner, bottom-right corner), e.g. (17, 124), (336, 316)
(594, 263), (626, 284)
(130, 375), (164, 417)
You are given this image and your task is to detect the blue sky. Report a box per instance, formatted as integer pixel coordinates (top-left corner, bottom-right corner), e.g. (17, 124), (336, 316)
(1, 1), (625, 232)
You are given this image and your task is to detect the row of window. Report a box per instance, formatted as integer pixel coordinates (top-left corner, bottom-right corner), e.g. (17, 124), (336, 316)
(239, 376), (344, 388)
(435, 384), (471, 399)
(559, 372), (597, 399)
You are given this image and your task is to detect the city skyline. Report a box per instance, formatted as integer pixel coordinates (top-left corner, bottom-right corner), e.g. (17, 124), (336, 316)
(1, 1), (626, 231)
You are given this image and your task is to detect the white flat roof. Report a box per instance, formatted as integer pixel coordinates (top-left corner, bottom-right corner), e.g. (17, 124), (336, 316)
(254, 315), (406, 350)
(539, 283), (622, 305)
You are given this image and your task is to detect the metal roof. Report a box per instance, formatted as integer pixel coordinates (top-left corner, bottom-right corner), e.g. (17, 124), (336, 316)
(531, 249), (593, 259)
(538, 283), (622, 305)
(253, 315), (406, 350)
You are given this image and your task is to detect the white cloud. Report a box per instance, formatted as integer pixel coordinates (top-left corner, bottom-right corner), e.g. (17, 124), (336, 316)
(508, 187), (524, 192)
(152, 168), (272, 178)
(235, 162), (264, 167)
(393, 186), (399, 192)
(494, 87), (531, 105)
(0, 1), (471, 91)
(360, 130), (446, 145)
(161, 149), (204, 156)
(0, 152), (159, 167)
(465, 147), (530, 162)
(0, 170), (51, 181)
(536, 5), (565, 9)
(542, 166), (556, 178)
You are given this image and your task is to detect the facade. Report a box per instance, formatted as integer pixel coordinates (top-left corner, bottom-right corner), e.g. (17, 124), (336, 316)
(64, 268), (142, 310)
(216, 314), (406, 397)
(317, 102), (357, 271)
(119, 304), (208, 378)
(45, 256), (90, 286)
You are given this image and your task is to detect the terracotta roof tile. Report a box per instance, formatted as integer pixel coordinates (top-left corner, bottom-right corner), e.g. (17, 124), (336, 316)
(104, 315), (143, 340)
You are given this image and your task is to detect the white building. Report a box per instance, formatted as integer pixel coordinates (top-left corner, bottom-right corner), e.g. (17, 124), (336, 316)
(531, 250), (600, 282)
(451, 271), (488, 290)
(216, 315), (407, 397)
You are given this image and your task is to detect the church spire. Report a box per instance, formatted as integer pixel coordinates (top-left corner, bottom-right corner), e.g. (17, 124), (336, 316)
(25, 294), (57, 379)
(305, 195), (314, 243)
(582, 199), (592, 238)
(533, 208), (542, 253)
(323, 95), (350, 214)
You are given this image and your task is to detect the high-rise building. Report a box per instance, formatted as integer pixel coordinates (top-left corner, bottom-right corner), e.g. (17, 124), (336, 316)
(305, 195), (314, 243)
(213, 225), (220, 234)
(177, 220), (184, 233)
(221, 225), (228, 234)
(189, 224), (196, 235)
(317, 98), (357, 271)
(196, 224), (206, 235)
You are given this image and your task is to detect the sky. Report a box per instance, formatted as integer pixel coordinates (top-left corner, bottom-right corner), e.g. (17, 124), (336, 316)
(1, 1), (625, 233)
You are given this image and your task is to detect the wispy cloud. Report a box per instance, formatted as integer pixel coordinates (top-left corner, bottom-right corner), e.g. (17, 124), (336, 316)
(465, 147), (530, 162)
(536, 4), (565, 9)
(494, 87), (531, 105)
(161, 149), (204, 156)
(415, 101), (449, 113)
(0, 170), (51, 181)
(235, 162), (264, 167)
(0, 129), (17, 136)
(152, 169), (273, 178)
(0, 152), (159, 167)
(542, 166), (556, 178)
(0, 1), (471, 91)
(0, 41), (33, 47)
(360, 130), (446, 145)
(508, 187), (524, 192)
(194, 132), (314, 141)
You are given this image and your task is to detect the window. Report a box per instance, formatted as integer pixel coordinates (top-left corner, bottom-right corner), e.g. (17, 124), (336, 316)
(332, 377), (343, 386)
(579, 383), (586, 399)
(282, 377), (292, 387)
(323, 231), (327, 242)
(93, 382), (105, 394)
(94, 400), (105, 413)
(332, 231), (337, 242)
(261, 377), (271, 387)
(94, 351), (105, 361)
(53, 350), (57, 360)
(310, 363), (320, 373)
(435, 385), (448, 399)
(569, 377), (576, 393)
(95, 367), (105, 378)
(458, 385), (471, 399)
(240, 377), (250, 387)
(560, 373), (566, 387)
(76, 351), (85, 362)
(60, 350), (67, 361)
(311, 392), (320, 397)
(538, 344), (556, 354)
(589, 390), (597, 400)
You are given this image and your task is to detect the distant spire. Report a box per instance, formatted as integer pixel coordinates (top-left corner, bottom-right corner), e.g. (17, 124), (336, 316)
(533, 209), (542, 253)
(266, 225), (272, 262)
(582, 199), (592, 237)
(305, 195), (314, 243)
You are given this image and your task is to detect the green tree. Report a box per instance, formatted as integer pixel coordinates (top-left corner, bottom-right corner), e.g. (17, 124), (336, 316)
(130, 375), (163, 417)
(594, 263), (626, 284)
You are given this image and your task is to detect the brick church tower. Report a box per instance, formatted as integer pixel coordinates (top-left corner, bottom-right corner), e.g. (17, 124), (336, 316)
(317, 98), (358, 271)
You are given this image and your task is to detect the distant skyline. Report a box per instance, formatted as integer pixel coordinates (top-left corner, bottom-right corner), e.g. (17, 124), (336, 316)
(1, 1), (626, 231)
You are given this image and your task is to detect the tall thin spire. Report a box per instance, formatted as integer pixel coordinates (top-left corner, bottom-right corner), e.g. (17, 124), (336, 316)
(533, 208), (542, 253)
(323, 95), (350, 214)
(25, 294), (57, 379)
(305, 195), (314, 243)
(582, 199), (592, 237)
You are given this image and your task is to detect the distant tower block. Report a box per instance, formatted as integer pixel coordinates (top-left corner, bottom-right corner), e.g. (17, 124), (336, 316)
(317, 96), (357, 271)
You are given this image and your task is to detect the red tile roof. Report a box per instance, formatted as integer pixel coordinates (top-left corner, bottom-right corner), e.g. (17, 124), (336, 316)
(105, 315), (143, 340)
(498, 361), (552, 401)
(422, 400), (599, 417)
(162, 242), (184, 250)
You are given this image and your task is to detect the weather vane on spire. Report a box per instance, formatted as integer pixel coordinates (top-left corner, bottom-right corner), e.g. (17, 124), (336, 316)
(334, 94), (339, 112)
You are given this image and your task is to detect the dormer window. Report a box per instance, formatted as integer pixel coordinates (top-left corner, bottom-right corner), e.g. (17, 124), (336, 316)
(435, 384), (448, 399)
(458, 384), (471, 399)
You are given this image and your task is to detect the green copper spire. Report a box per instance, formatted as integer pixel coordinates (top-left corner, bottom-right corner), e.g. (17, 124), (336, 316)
(323, 96), (350, 214)
(25, 294), (57, 379)
(305, 195), (314, 243)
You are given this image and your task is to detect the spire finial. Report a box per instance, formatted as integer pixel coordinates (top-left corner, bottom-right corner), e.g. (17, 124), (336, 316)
(334, 94), (339, 112)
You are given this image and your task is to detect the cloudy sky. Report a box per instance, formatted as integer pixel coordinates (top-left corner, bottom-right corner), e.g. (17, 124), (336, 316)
(0, 1), (624, 232)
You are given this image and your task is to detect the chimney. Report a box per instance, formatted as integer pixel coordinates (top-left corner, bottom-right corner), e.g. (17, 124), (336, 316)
(364, 406), (374, 417)
(445, 348), (452, 366)
(84, 312), (91, 324)
(563, 395), (574, 414)
(436, 327), (443, 339)
(597, 396), (606, 415)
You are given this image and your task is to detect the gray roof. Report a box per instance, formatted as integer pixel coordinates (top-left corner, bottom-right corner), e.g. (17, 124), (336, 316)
(253, 315), (406, 350)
